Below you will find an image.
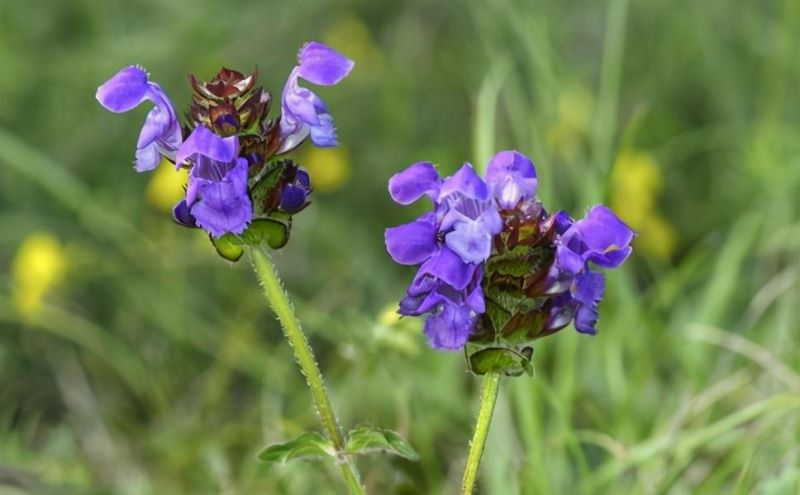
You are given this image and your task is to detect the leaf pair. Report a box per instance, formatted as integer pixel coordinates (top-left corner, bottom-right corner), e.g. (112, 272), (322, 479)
(258, 427), (419, 465)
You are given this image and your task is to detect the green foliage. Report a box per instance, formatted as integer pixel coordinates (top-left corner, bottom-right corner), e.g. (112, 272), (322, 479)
(345, 427), (420, 460)
(468, 346), (533, 377)
(212, 234), (244, 261)
(258, 432), (336, 463)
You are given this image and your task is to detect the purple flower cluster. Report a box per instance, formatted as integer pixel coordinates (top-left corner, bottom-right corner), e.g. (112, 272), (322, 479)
(546, 206), (634, 334)
(385, 163), (502, 349)
(96, 42), (353, 239)
(385, 151), (634, 351)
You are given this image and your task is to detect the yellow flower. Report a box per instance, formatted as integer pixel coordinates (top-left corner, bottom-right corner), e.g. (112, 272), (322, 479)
(146, 158), (188, 212)
(374, 303), (420, 356)
(610, 149), (677, 261)
(378, 304), (401, 327)
(301, 146), (351, 193)
(12, 233), (67, 318)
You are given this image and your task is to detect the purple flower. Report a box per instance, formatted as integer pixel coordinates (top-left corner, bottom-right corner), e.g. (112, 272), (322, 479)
(280, 168), (312, 213)
(386, 150), (634, 359)
(96, 66), (182, 172)
(278, 42), (355, 154)
(385, 162), (501, 350)
(546, 205), (634, 334)
(173, 126), (252, 237)
(485, 150), (538, 209)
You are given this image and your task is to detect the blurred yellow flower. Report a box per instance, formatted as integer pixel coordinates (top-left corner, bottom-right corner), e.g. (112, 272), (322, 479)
(610, 149), (677, 261)
(301, 146), (351, 193)
(374, 303), (420, 356)
(12, 233), (67, 318)
(324, 16), (384, 80)
(378, 304), (401, 327)
(146, 158), (188, 212)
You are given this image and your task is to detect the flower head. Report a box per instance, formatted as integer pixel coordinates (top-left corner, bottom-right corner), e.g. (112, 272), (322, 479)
(385, 150), (634, 372)
(97, 42), (353, 251)
(96, 66), (182, 172)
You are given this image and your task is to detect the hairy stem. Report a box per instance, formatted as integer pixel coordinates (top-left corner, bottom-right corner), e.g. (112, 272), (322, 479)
(248, 245), (365, 495)
(461, 371), (502, 495)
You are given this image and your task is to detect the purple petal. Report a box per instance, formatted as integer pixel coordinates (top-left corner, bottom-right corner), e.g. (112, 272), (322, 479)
(416, 247), (476, 291)
(276, 117), (309, 155)
(280, 184), (308, 213)
(465, 276), (485, 313)
(97, 66), (181, 172)
(574, 304), (599, 335)
(176, 126), (239, 167)
(552, 211), (574, 235)
(438, 164), (489, 202)
(189, 159), (252, 237)
(388, 162), (441, 205)
(308, 112), (338, 147)
(400, 288), (447, 316)
(572, 271), (605, 306)
(96, 66), (150, 113)
(485, 150), (538, 209)
(137, 83), (181, 153)
(135, 143), (161, 173)
(135, 89), (181, 171)
(406, 272), (438, 298)
(296, 169), (310, 187)
(172, 199), (197, 228)
(574, 205), (635, 268)
(479, 206), (504, 235)
(297, 42), (355, 86)
(283, 79), (328, 126)
(572, 272), (605, 334)
(545, 293), (575, 333)
(423, 304), (475, 350)
(385, 217), (438, 265)
(278, 73), (331, 152)
(556, 243), (585, 275)
(444, 219), (493, 263)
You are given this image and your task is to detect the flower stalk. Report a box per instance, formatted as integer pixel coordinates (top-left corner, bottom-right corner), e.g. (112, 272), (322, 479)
(461, 370), (501, 495)
(248, 244), (364, 495)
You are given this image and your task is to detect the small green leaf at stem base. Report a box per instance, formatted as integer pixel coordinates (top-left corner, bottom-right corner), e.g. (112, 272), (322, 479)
(468, 346), (533, 377)
(258, 432), (336, 464)
(212, 233), (244, 261)
(211, 219), (289, 262)
(241, 218), (289, 249)
(345, 427), (420, 460)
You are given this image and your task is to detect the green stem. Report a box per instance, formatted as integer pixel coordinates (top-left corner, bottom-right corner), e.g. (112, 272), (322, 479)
(248, 245), (365, 495)
(461, 371), (502, 495)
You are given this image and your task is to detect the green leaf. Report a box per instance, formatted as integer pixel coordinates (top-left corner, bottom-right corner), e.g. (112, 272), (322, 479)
(484, 299), (511, 336)
(257, 432), (336, 463)
(486, 255), (534, 277)
(345, 427), (420, 460)
(250, 161), (287, 212)
(212, 234), (244, 262)
(241, 218), (289, 249)
(468, 346), (533, 377)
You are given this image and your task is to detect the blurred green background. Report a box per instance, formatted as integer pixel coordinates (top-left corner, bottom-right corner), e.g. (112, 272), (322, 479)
(2, 0), (799, 493)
